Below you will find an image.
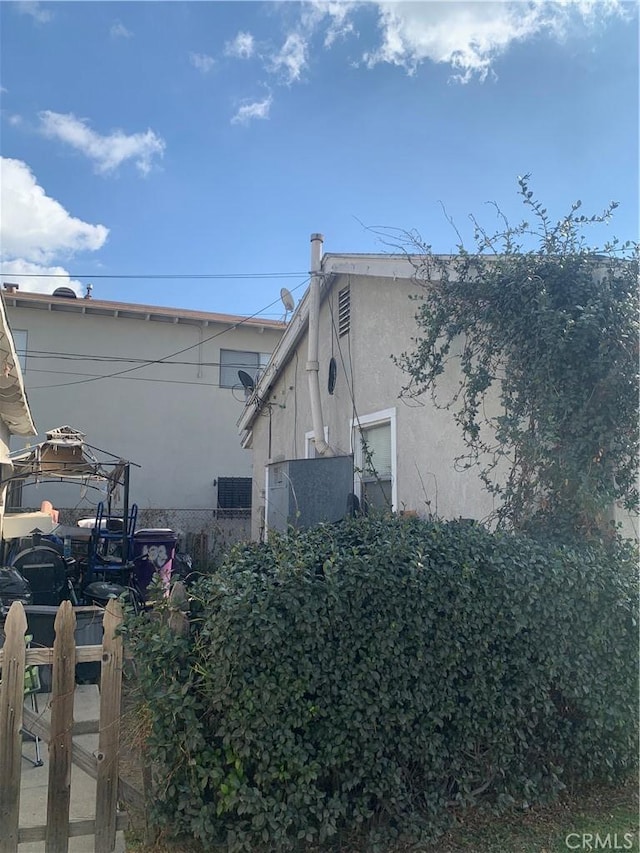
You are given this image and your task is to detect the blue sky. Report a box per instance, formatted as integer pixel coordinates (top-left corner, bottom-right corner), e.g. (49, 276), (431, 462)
(1, 1), (637, 320)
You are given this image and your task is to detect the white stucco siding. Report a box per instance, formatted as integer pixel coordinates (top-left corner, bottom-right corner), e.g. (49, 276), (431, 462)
(7, 302), (283, 511)
(247, 272), (495, 538)
(347, 274), (493, 520)
(246, 257), (638, 543)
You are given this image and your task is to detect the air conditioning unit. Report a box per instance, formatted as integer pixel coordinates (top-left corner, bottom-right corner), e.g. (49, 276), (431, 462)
(266, 455), (354, 534)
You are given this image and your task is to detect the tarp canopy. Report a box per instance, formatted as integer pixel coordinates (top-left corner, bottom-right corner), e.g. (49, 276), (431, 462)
(5, 425), (136, 497)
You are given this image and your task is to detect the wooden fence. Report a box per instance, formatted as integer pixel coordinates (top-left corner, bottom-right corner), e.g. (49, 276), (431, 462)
(0, 598), (142, 853)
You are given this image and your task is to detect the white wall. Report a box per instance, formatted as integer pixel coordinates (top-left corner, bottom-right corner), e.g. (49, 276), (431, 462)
(7, 301), (283, 514)
(248, 271), (638, 543)
(247, 272), (495, 538)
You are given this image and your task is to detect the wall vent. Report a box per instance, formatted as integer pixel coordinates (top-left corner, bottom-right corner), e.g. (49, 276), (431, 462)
(338, 286), (350, 337)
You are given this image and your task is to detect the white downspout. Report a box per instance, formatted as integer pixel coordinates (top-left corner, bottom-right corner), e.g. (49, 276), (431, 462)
(307, 233), (332, 456)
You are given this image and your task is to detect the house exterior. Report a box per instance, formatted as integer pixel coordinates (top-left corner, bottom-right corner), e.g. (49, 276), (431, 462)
(238, 236), (495, 540)
(3, 287), (284, 551)
(0, 293), (37, 536)
(238, 235), (639, 542)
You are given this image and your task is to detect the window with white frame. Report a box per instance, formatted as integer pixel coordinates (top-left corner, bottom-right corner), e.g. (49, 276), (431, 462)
(12, 330), (27, 373)
(219, 349), (270, 389)
(351, 409), (397, 512)
(305, 427), (329, 459)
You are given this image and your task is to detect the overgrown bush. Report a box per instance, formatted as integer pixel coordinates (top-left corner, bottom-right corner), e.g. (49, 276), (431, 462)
(123, 517), (639, 851)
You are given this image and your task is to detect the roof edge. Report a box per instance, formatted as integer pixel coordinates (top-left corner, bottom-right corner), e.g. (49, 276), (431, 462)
(0, 294), (37, 437)
(3, 290), (286, 330)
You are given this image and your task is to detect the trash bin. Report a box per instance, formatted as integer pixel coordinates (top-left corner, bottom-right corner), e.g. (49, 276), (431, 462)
(74, 606), (104, 684)
(19, 605), (104, 690)
(132, 529), (178, 598)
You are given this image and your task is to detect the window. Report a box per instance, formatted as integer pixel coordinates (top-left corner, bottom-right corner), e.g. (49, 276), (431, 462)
(217, 477), (252, 516)
(338, 287), (350, 337)
(12, 330), (27, 373)
(219, 349), (270, 389)
(351, 408), (397, 512)
(5, 478), (23, 510)
(305, 427), (329, 459)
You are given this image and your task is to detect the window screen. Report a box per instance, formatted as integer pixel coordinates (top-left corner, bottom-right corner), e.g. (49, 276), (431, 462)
(217, 477), (252, 510)
(219, 350), (270, 388)
(361, 422), (392, 479)
(360, 421), (392, 511)
(5, 478), (23, 510)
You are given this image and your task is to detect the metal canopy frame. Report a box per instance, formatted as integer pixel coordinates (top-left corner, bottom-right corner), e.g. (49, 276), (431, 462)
(2, 425), (140, 560)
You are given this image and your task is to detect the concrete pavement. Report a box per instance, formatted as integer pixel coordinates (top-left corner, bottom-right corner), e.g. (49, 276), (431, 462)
(19, 684), (127, 852)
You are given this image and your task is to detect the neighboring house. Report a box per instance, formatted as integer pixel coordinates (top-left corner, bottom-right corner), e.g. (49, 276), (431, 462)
(3, 286), (284, 551)
(0, 293), (37, 536)
(238, 236), (494, 540)
(238, 235), (638, 542)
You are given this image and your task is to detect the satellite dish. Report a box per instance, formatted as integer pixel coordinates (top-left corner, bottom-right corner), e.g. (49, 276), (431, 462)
(280, 287), (295, 320)
(238, 370), (255, 392)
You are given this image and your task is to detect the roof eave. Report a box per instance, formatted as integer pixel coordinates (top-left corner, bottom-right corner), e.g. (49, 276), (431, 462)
(237, 278), (324, 433)
(0, 295), (37, 437)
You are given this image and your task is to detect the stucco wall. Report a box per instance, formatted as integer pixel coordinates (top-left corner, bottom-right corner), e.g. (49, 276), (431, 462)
(7, 302), (283, 515)
(247, 273), (495, 538)
(248, 272), (639, 544)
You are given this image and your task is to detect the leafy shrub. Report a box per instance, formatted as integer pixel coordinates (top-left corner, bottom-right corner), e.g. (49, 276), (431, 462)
(123, 517), (638, 851)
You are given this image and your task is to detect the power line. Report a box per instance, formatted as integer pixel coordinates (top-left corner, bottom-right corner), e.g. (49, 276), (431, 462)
(5, 271), (306, 280)
(22, 348), (277, 365)
(24, 366), (238, 388)
(28, 276), (310, 390)
(24, 352), (218, 365)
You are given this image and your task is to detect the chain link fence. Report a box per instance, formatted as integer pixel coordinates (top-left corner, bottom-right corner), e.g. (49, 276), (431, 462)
(23, 506), (252, 569)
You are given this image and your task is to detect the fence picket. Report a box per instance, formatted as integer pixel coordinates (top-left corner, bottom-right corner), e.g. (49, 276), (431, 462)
(95, 599), (124, 853)
(45, 601), (77, 853)
(0, 601), (28, 853)
(0, 599), (130, 851)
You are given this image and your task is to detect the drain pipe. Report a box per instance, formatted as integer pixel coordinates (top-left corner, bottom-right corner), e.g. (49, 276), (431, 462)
(307, 233), (332, 456)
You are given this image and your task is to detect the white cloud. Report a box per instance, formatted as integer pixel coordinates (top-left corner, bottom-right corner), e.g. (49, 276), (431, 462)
(231, 95), (273, 126)
(364, 1), (627, 82)
(301, 2), (357, 48)
(38, 111), (165, 176)
(8, 114), (22, 126)
(190, 52), (216, 73)
(110, 21), (133, 39)
(0, 259), (83, 296)
(225, 31), (255, 59)
(0, 158), (107, 295)
(15, 1), (52, 24)
(269, 32), (308, 84)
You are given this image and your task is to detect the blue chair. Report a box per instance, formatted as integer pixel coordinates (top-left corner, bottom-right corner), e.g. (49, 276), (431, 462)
(87, 502), (138, 582)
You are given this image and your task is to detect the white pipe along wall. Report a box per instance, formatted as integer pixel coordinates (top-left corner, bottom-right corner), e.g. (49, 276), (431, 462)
(306, 233), (332, 456)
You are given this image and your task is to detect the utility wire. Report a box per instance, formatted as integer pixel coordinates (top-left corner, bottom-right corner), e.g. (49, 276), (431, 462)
(29, 276), (310, 390)
(36, 373), (227, 388)
(23, 352), (260, 366)
(6, 271), (306, 280)
(24, 367), (249, 386)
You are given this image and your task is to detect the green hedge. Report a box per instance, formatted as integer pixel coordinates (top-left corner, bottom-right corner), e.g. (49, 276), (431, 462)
(124, 518), (639, 851)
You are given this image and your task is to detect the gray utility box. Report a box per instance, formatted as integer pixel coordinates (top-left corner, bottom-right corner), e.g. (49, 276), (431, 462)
(266, 455), (354, 534)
